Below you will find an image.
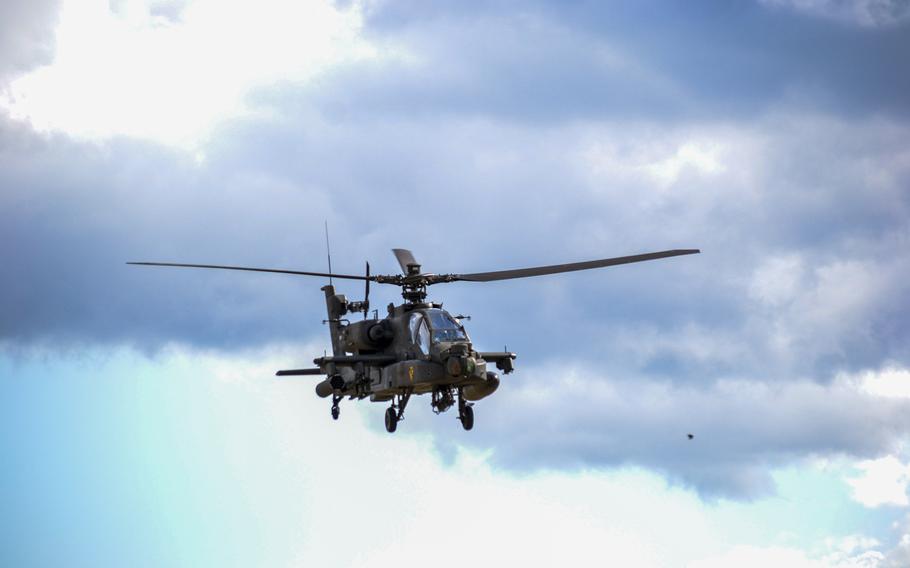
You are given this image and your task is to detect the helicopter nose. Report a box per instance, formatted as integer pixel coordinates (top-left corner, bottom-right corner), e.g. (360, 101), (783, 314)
(445, 355), (477, 378)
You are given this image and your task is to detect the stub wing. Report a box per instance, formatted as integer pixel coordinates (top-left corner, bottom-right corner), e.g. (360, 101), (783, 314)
(276, 368), (323, 376)
(276, 354), (399, 377)
(477, 351), (517, 374)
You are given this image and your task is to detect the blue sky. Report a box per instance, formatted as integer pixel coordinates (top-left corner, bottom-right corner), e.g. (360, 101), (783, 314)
(2, 0), (910, 566)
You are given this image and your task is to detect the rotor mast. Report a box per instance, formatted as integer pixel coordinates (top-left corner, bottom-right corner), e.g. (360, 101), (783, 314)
(402, 262), (429, 304)
(392, 248), (430, 305)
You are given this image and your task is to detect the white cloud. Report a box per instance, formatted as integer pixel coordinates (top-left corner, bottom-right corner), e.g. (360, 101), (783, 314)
(647, 141), (725, 186)
(859, 368), (910, 400)
(690, 545), (824, 568)
(828, 535), (882, 556)
(815, 367), (910, 509)
(847, 456), (910, 507)
(0, 0), (381, 149)
(819, 536), (886, 568)
(582, 130), (731, 190)
(691, 542), (886, 568)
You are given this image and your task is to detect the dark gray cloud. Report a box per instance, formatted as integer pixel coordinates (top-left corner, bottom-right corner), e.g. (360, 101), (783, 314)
(3, 108), (908, 370)
(334, 0), (910, 122)
(198, 109), (910, 378)
(0, 119), (343, 351)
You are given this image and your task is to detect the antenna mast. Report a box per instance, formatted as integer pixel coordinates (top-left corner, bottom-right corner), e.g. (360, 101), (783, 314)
(324, 220), (333, 285)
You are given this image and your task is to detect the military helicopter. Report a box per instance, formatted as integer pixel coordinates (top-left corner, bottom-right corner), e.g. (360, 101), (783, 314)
(129, 247), (699, 432)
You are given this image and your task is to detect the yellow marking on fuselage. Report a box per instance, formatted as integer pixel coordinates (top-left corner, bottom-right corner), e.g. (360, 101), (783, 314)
(408, 366), (415, 382)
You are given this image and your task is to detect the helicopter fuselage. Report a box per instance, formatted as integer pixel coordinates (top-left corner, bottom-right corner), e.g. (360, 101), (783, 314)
(312, 285), (513, 409)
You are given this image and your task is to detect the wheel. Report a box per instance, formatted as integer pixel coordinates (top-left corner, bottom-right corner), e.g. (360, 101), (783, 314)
(385, 406), (398, 433)
(460, 405), (474, 431)
(331, 406), (340, 420)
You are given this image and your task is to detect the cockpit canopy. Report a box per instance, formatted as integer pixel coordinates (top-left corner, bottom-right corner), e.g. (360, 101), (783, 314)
(409, 308), (468, 352)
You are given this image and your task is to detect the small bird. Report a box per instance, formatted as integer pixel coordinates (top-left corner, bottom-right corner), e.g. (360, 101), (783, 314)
(687, 433), (694, 440)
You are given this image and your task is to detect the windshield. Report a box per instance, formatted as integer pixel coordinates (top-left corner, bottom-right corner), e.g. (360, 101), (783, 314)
(409, 313), (431, 354)
(424, 308), (468, 343)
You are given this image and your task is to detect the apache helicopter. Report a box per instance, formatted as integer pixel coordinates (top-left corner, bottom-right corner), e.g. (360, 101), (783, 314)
(129, 247), (699, 432)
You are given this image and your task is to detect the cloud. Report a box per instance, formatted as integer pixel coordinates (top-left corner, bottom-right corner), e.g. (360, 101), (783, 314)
(1, 0), (381, 149)
(859, 368), (910, 399)
(2, 109), (908, 377)
(745, 251), (910, 377)
(758, 0), (910, 27)
(0, 0), (60, 84)
(351, 0), (910, 120)
(870, 512), (910, 567)
(691, 543), (885, 567)
(847, 456), (910, 507)
(1, 0), (909, 503)
(1, 346), (899, 567)
(447, 365), (910, 499)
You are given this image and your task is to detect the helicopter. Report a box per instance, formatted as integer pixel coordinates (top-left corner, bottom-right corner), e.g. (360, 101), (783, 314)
(129, 247), (699, 432)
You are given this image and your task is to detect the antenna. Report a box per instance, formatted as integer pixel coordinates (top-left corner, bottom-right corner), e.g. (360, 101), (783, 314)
(324, 220), (333, 285)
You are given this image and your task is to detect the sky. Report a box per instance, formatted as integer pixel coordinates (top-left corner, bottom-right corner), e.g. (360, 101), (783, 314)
(1, 0), (909, 566)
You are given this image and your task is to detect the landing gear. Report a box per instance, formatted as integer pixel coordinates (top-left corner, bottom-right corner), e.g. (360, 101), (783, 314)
(331, 392), (342, 420)
(384, 407), (397, 432)
(458, 388), (474, 431)
(460, 405), (474, 430)
(385, 388), (413, 433)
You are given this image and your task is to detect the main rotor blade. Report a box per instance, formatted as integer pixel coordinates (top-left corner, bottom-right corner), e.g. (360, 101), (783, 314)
(392, 248), (419, 274)
(452, 249), (700, 282)
(127, 261), (374, 281)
